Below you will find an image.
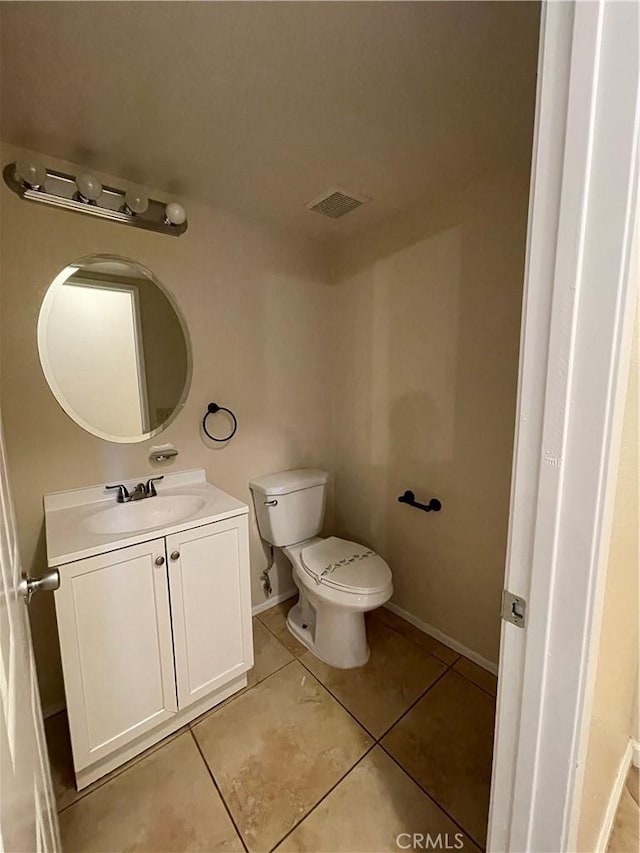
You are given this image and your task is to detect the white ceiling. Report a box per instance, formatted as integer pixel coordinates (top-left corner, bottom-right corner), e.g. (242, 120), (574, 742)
(0, 2), (540, 242)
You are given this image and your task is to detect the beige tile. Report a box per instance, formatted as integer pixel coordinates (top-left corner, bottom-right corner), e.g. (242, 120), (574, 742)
(193, 661), (372, 853)
(190, 618), (294, 726)
(301, 617), (446, 737)
(607, 779), (640, 853)
(627, 765), (639, 807)
(383, 670), (495, 848)
(371, 607), (460, 666)
(59, 732), (243, 852)
(45, 712), (79, 812)
(453, 657), (498, 697)
(277, 747), (479, 852)
(248, 618), (294, 688)
(257, 599), (307, 658)
(45, 711), (184, 812)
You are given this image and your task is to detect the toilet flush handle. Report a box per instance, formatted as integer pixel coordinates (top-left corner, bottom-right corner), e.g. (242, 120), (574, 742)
(264, 499), (278, 506)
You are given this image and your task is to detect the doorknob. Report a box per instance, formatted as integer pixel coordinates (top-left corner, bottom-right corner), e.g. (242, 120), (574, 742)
(170, 551), (180, 561)
(18, 569), (60, 604)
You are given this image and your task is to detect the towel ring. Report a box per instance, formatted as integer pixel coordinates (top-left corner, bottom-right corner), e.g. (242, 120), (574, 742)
(202, 402), (238, 442)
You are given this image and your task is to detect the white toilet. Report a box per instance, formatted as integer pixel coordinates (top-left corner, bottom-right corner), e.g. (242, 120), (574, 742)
(250, 468), (393, 668)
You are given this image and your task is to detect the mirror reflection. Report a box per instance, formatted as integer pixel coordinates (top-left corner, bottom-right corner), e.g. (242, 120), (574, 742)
(38, 256), (191, 442)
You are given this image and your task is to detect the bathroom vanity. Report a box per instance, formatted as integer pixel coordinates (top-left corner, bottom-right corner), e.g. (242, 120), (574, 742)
(44, 469), (252, 789)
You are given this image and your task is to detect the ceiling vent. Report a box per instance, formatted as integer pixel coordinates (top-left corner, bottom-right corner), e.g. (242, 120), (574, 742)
(305, 187), (370, 219)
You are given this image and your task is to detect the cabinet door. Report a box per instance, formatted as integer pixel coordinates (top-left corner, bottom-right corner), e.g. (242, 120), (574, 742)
(167, 516), (253, 708)
(54, 540), (177, 771)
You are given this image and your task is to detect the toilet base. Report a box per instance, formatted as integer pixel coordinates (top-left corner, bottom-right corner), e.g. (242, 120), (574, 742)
(286, 589), (371, 669)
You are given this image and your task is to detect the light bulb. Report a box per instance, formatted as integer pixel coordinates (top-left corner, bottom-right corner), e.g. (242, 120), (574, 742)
(165, 202), (186, 226)
(75, 173), (102, 202)
(124, 189), (149, 215)
(15, 157), (47, 189)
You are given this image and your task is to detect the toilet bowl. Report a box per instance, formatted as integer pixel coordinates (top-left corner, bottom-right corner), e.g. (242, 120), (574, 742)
(284, 536), (393, 668)
(249, 469), (393, 669)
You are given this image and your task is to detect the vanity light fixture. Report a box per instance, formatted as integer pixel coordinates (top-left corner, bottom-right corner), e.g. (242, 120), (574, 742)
(3, 161), (188, 237)
(165, 201), (186, 226)
(124, 189), (149, 215)
(15, 157), (47, 190)
(75, 172), (103, 204)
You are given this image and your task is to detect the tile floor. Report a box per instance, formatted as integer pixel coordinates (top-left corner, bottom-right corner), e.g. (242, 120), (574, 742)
(607, 765), (639, 853)
(47, 602), (497, 853)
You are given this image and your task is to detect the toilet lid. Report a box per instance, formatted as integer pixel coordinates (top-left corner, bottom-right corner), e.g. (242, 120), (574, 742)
(301, 537), (391, 593)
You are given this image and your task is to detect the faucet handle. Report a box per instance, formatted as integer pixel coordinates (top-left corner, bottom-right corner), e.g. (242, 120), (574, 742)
(106, 484), (130, 503)
(145, 476), (164, 497)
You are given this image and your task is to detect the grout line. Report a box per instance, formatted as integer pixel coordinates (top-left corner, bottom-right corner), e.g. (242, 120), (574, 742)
(53, 610), (491, 852)
(375, 661), (456, 742)
(255, 606), (288, 630)
(56, 633), (295, 816)
(372, 611), (463, 667)
(450, 667), (498, 701)
(55, 639), (296, 817)
(249, 657), (294, 689)
(381, 614), (498, 700)
(261, 609), (477, 743)
(55, 726), (187, 816)
(296, 659), (379, 739)
(189, 728), (250, 853)
(298, 647), (456, 744)
(188, 658), (294, 728)
(255, 613), (304, 659)
(196, 609), (487, 851)
(290, 638), (487, 849)
(378, 741), (486, 852)
(268, 743), (378, 853)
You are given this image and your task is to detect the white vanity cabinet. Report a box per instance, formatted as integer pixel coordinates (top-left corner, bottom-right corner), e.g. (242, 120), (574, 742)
(45, 471), (253, 789)
(54, 540), (178, 772)
(166, 517), (250, 707)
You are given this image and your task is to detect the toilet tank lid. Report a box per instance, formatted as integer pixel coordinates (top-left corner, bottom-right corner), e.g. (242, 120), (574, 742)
(249, 468), (329, 496)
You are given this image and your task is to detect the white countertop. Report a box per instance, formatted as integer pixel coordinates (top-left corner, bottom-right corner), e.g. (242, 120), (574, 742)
(44, 468), (249, 566)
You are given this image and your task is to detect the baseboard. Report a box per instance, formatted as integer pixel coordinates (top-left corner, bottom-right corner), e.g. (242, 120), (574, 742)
(595, 738), (635, 852)
(252, 587), (297, 616)
(384, 602), (498, 675)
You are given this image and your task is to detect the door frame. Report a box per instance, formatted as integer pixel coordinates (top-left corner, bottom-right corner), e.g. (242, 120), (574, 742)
(488, 2), (639, 851)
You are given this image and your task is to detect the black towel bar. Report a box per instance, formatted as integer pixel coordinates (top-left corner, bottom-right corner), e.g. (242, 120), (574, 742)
(398, 490), (442, 513)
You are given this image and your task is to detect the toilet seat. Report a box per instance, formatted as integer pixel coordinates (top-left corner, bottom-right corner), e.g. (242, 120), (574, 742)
(300, 536), (392, 594)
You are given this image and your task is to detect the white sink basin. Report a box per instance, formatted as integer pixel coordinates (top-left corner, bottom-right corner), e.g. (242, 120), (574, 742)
(85, 495), (207, 535)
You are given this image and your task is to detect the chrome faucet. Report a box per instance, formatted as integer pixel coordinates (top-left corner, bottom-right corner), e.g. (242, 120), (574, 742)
(129, 483), (147, 501)
(106, 476), (164, 503)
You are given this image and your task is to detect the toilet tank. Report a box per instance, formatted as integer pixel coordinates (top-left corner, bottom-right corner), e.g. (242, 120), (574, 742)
(249, 469), (329, 546)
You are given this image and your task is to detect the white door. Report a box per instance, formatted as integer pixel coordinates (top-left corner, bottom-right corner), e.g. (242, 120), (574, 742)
(488, 2), (639, 850)
(41, 279), (148, 438)
(0, 419), (59, 852)
(167, 517), (253, 709)
(54, 540), (177, 773)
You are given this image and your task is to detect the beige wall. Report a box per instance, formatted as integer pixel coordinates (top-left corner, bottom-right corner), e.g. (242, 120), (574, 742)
(1, 145), (530, 714)
(330, 169), (530, 664)
(577, 318), (639, 852)
(0, 144), (335, 714)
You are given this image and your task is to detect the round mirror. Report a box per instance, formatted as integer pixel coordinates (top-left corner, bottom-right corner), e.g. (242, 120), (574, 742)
(38, 255), (191, 443)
